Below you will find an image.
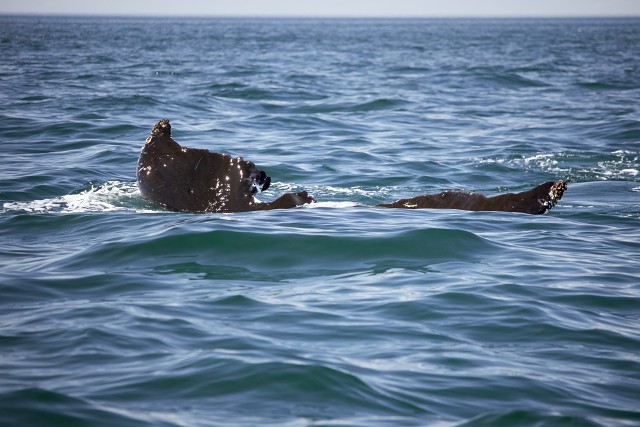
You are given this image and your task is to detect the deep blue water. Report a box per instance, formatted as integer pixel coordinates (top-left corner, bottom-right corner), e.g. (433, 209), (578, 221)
(1, 16), (640, 426)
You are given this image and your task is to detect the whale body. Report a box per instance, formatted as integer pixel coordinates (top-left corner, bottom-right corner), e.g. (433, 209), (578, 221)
(137, 119), (566, 214)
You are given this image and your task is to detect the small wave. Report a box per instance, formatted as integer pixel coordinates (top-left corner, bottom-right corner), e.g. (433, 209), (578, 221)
(577, 80), (639, 91)
(458, 409), (600, 427)
(352, 98), (408, 112)
(470, 66), (550, 88)
(387, 65), (431, 75)
(494, 72), (550, 88)
(1, 181), (157, 214)
(92, 94), (160, 108)
(54, 227), (496, 277)
(268, 98), (408, 114)
(474, 153), (562, 177)
(215, 87), (274, 100)
(474, 151), (639, 182)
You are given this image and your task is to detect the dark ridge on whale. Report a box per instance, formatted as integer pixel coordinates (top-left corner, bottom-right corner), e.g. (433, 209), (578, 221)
(136, 119), (314, 213)
(137, 119), (566, 215)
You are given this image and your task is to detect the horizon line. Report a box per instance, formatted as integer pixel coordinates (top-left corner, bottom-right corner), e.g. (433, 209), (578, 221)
(2, 12), (639, 19)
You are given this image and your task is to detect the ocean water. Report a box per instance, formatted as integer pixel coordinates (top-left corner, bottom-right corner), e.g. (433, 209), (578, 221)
(1, 15), (639, 426)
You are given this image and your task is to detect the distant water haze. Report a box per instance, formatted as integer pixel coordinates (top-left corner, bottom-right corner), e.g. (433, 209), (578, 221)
(1, 0), (639, 17)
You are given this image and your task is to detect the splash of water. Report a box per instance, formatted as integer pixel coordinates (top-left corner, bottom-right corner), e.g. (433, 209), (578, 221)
(2, 181), (157, 214)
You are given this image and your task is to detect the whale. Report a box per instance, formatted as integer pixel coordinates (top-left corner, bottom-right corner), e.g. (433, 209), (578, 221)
(137, 119), (314, 213)
(137, 119), (566, 214)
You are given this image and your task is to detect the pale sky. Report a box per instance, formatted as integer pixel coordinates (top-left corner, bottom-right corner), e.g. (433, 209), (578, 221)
(1, 0), (639, 17)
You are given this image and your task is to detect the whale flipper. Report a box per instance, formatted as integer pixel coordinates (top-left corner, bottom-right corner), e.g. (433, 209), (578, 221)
(137, 119), (313, 213)
(377, 181), (567, 214)
(256, 191), (315, 211)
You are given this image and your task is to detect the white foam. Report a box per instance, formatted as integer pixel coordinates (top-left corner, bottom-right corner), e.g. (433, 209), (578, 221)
(522, 153), (558, 164)
(306, 201), (360, 209)
(612, 149), (634, 155)
(2, 181), (158, 214)
(474, 150), (639, 181)
(270, 182), (391, 198)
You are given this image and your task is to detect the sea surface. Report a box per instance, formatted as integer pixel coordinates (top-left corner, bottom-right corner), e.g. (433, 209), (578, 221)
(1, 16), (639, 426)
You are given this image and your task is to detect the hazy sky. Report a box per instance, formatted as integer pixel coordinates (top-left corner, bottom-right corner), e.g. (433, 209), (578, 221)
(1, 0), (639, 17)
